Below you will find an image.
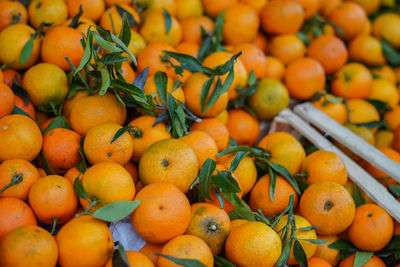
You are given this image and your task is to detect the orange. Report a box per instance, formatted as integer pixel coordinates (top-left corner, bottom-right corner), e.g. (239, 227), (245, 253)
(202, 0), (238, 17)
(119, 61), (136, 84)
(67, 0), (105, 22)
(42, 128), (81, 174)
(105, 251), (154, 267)
(225, 221), (282, 267)
(320, 0), (342, 17)
(175, 0), (203, 19)
(371, 65), (396, 84)
(0, 83), (14, 119)
(2, 68), (22, 87)
(0, 197), (37, 242)
(288, 0), (321, 19)
(269, 34), (306, 65)
(328, 2), (367, 40)
(331, 63), (373, 99)
(180, 16), (215, 44)
(349, 35), (385, 66)
(124, 162), (138, 183)
(0, 114), (42, 162)
(274, 215), (317, 265)
(190, 118), (229, 151)
(215, 109), (228, 124)
(158, 235), (214, 267)
(41, 26), (84, 71)
(56, 215), (114, 267)
(28, 0), (68, 29)
(131, 183), (191, 244)
(307, 35), (348, 74)
(372, 13), (400, 48)
(249, 175), (299, 216)
(339, 254), (386, 267)
(231, 219), (249, 230)
(299, 181), (356, 235)
(105, 0), (131, 5)
(128, 115), (171, 163)
(23, 63), (69, 108)
(302, 151), (347, 185)
(29, 175), (78, 225)
(80, 162), (135, 210)
(252, 32), (268, 53)
(0, 1), (27, 31)
(375, 129), (394, 149)
(186, 203), (231, 255)
(62, 16), (96, 37)
(176, 42), (200, 58)
(232, 43), (267, 79)
(139, 243), (163, 265)
(350, 0), (381, 15)
(100, 4), (140, 33)
(62, 90), (89, 120)
(312, 94), (348, 125)
(125, 30), (147, 59)
(348, 203), (394, 251)
(0, 159), (40, 201)
(136, 0), (176, 16)
(0, 24), (41, 70)
(69, 92), (127, 136)
(64, 166), (82, 184)
(83, 122), (134, 166)
(264, 56), (285, 80)
(308, 257), (332, 267)
(226, 109), (260, 146)
(364, 148), (400, 185)
(258, 132), (306, 174)
(284, 57), (325, 100)
(369, 78), (399, 108)
(139, 139), (198, 193)
(347, 99), (379, 125)
(260, 1), (304, 34)
(314, 234), (340, 266)
(179, 131), (218, 167)
(385, 105), (400, 130)
(183, 73), (229, 117)
(0, 225), (58, 267)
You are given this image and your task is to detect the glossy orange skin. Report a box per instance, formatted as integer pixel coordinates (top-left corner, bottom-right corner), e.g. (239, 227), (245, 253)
(0, 1), (27, 32)
(28, 0), (68, 29)
(202, 0), (238, 17)
(179, 131), (219, 167)
(191, 118), (229, 151)
(139, 243), (163, 266)
(119, 61), (135, 84)
(63, 166), (82, 184)
(314, 234), (340, 266)
(62, 90), (89, 120)
(0, 83), (14, 119)
(339, 254), (385, 267)
(226, 109), (260, 146)
(269, 34), (306, 65)
(67, 0), (105, 22)
(312, 94), (348, 125)
(100, 4), (140, 33)
(308, 257), (332, 267)
(176, 42), (200, 58)
(261, 1), (304, 34)
(287, 0), (321, 19)
(105, 251), (154, 267)
(180, 16), (215, 44)
(232, 43), (267, 79)
(349, 34), (385, 65)
(264, 56), (285, 80)
(2, 68), (22, 87)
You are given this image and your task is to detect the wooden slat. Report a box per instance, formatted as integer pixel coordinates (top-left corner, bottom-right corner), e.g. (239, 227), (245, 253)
(276, 108), (400, 223)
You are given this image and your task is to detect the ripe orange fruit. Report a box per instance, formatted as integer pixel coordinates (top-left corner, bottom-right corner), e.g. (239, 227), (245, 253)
(312, 94), (348, 125)
(28, 0), (68, 29)
(288, 0), (321, 19)
(350, 0), (381, 15)
(339, 254), (385, 267)
(308, 257), (332, 267)
(56, 215), (114, 267)
(284, 57), (325, 100)
(261, 0), (304, 34)
(231, 43), (267, 79)
(302, 151), (347, 185)
(139, 139), (198, 193)
(0, 114), (42, 162)
(371, 65), (396, 84)
(201, 0), (238, 17)
(225, 221), (282, 267)
(62, 90), (89, 120)
(131, 183), (191, 244)
(274, 215), (318, 265)
(136, 0), (176, 16)
(158, 235), (214, 267)
(128, 115), (171, 163)
(258, 132), (306, 174)
(100, 4), (140, 33)
(186, 203), (231, 255)
(105, 251), (154, 267)
(180, 16), (215, 44)
(0, 1), (27, 31)
(80, 162), (135, 210)
(179, 131), (218, 167)
(125, 30), (147, 59)
(347, 99), (380, 125)
(0, 83), (14, 119)
(0, 159), (40, 201)
(307, 35), (348, 74)
(264, 56), (285, 80)
(62, 16), (96, 37)
(0, 197), (37, 242)
(0, 225), (58, 267)
(375, 129), (394, 149)
(226, 109), (260, 146)
(69, 92), (127, 136)
(29, 175), (77, 225)
(64, 166), (82, 184)
(348, 35), (385, 65)
(299, 181), (356, 235)
(347, 203), (394, 251)
(139, 243), (163, 265)
(250, 174), (299, 216)
(175, 0), (203, 19)
(372, 13), (400, 48)
(191, 118), (229, 151)
(2, 68), (22, 87)
(385, 105), (400, 131)
(67, 0), (105, 22)
(84, 122), (134, 166)
(269, 34), (306, 65)
(369, 78), (399, 108)
(230, 219), (249, 230)
(331, 63), (373, 99)
(119, 61), (136, 84)
(314, 234), (340, 266)
(252, 32), (268, 53)
(176, 42), (200, 58)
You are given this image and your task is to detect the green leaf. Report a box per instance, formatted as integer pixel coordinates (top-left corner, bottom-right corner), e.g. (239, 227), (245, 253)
(99, 65), (111, 96)
(354, 251), (373, 267)
(111, 32), (137, 66)
(74, 31), (93, 74)
(200, 76), (214, 113)
(214, 10), (225, 47)
(353, 186), (366, 207)
(12, 106), (34, 119)
(353, 121), (384, 129)
(228, 199), (256, 221)
(197, 28), (212, 61)
(69, 5), (83, 28)
(112, 242), (130, 267)
(115, 4), (137, 28)
(10, 81), (29, 104)
(328, 239), (357, 251)
(296, 32), (311, 46)
(42, 116), (72, 135)
(366, 99), (392, 114)
(389, 184), (400, 198)
(19, 38), (34, 66)
(155, 71), (168, 106)
(214, 255), (236, 267)
(156, 254), (205, 267)
(267, 162), (301, 195)
(213, 171), (241, 194)
(40, 150), (56, 175)
(198, 158), (217, 200)
(382, 38), (400, 67)
(93, 32), (123, 53)
(91, 200), (140, 222)
(268, 166), (277, 202)
(73, 177), (88, 200)
(297, 238), (328, 244)
(163, 8), (172, 34)
(247, 70), (256, 86)
(118, 13), (132, 46)
(208, 51), (242, 76)
(275, 238), (293, 267)
(213, 187), (225, 209)
(76, 136), (87, 173)
(296, 226), (319, 231)
(163, 51), (205, 73)
(204, 70), (233, 112)
(229, 151), (249, 173)
(100, 53), (128, 64)
(216, 145), (270, 158)
(293, 240), (308, 267)
(133, 67), (149, 89)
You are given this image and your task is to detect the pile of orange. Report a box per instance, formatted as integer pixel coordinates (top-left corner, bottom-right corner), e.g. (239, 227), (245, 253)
(0, 0), (399, 266)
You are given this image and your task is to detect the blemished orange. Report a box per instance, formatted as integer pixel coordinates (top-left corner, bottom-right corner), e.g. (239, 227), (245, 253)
(0, 197), (37, 242)
(100, 4), (140, 33)
(80, 162), (135, 210)
(84, 122), (134, 166)
(225, 221), (282, 267)
(312, 94), (348, 125)
(302, 151), (347, 185)
(269, 34), (306, 65)
(180, 16), (215, 44)
(0, 1), (27, 31)
(179, 131), (219, 167)
(232, 43), (267, 79)
(385, 105), (400, 130)
(258, 131), (306, 174)
(274, 215), (318, 265)
(347, 204), (394, 251)
(348, 35), (385, 65)
(0, 159), (40, 201)
(67, 0), (105, 22)
(41, 26), (84, 71)
(128, 115), (171, 163)
(307, 35), (348, 74)
(28, 175), (78, 225)
(175, 0), (203, 19)
(131, 183), (191, 244)
(0, 83), (14, 119)
(331, 63), (373, 99)
(140, 243), (163, 265)
(314, 234), (340, 266)
(0, 114), (42, 162)
(369, 78), (399, 108)
(299, 181), (356, 235)
(158, 235), (214, 267)
(308, 257), (332, 267)
(28, 0), (68, 29)
(372, 13), (400, 49)
(202, 0), (238, 17)
(105, 251), (154, 267)
(284, 57), (325, 100)
(250, 175), (299, 216)
(42, 128), (81, 174)
(264, 56), (285, 80)
(191, 118), (229, 151)
(226, 109), (260, 146)
(69, 92), (127, 136)
(339, 254), (386, 267)
(186, 203), (231, 255)
(0, 225), (58, 267)
(57, 215), (114, 267)
(139, 139), (198, 193)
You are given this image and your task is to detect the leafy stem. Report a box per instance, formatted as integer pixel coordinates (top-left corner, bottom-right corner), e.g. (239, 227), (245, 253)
(0, 173), (23, 195)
